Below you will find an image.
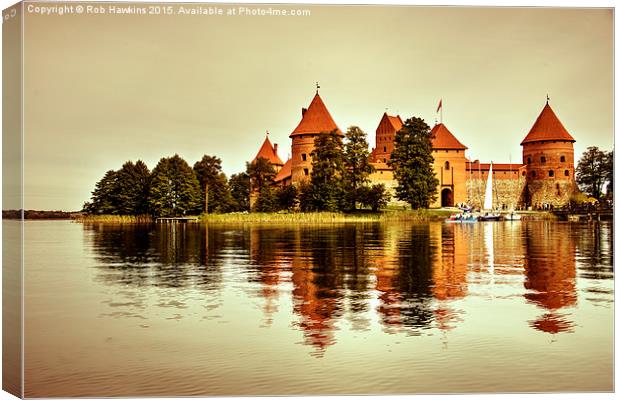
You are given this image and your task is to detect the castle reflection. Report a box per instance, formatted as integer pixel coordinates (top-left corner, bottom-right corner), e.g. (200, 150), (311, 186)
(84, 219), (586, 355)
(523, 223), (577, 334)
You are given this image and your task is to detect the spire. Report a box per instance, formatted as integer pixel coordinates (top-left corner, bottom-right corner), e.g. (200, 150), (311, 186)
(291, 92), (341, 137)
(521, 102), (575, 145)
(254, 134), (284, 166)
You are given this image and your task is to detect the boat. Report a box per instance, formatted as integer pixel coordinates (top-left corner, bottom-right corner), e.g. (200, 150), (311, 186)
(478, 162), (502, 221)
(446, 212), (479, 223)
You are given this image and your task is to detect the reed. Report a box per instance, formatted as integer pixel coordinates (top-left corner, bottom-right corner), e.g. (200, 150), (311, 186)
(72, 214), (153, 224)
(200, 209), (454, 224)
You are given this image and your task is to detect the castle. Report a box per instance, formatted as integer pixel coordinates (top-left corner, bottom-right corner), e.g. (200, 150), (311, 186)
(251, 90), (577, 209)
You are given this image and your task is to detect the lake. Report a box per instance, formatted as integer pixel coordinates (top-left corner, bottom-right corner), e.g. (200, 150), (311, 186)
(20, 220), (613, 396)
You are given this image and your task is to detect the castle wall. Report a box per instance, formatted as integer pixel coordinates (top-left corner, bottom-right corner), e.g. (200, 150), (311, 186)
(466, 175), (527, 210)
(522, 141), (575, 181)
(290, 134), (318, 184)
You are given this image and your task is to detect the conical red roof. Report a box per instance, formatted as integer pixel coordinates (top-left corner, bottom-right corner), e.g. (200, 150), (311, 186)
(254, 136), (284, 166)
(291, 93), (341, 137)
(431, 123), (467, 150)
(521, 103), (575, 145)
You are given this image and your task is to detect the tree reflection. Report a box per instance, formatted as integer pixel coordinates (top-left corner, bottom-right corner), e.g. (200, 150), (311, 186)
(84, 223), (224, 290)
(523, 222), (577, 334)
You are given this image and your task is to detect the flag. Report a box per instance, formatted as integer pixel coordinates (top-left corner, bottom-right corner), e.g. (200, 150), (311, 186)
(436, 99), (442, 113)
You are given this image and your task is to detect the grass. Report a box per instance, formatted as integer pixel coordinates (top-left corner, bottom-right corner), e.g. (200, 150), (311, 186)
(72, 209), (555, 225)
(200, 209), (455, 224)
(72, 214), (154, 224)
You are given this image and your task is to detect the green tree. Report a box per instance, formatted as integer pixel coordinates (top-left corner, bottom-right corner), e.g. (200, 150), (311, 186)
(246, 157), (276, 193)
(87, 169), (121, 215)
(358, 184), (390, 212)
(253, 186), (279, 212)
(193, 155), (232, 213)
(388, 117), (438, 209)
(576, 146), (607, 200)
(149, 154), (202, 217)
(277, 185), (298, 211)
(229, 172), (251, 212)
(116, 160), (151, 215)
(343, 126), (375, 210)
(304, 131), (345, 211)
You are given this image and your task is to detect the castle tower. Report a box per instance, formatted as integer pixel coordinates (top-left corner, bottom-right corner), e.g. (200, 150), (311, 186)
(250, 134), (284, 208)
(253, 134), (284, 172)
(289, 91), (341, 184)
(430, 123), (468, 208)
(371, 112), (403, 164)
(521, 102), (576, 207)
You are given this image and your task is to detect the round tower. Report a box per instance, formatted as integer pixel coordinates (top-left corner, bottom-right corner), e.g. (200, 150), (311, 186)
(521, 101), (576, 207)
(289, 91), (341, 184)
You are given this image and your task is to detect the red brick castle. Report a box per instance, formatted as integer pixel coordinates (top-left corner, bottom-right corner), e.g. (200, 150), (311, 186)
(251, 90), (577, 209)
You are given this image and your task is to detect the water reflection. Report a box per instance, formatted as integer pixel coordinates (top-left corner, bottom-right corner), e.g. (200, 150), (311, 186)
(84, 221), (613, 352)
(523, 223), (577, 333)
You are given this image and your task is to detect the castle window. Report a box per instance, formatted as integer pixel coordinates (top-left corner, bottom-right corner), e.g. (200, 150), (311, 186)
(383, 158), (387, 163)
(527, 157), (532, 164)
(548, 170), (554, 177)
(560, 155), (566, 162)
(522, 171), (526, 176)
(444, 161), (450, 170)
(564, 170), (569, 176)
(531, 171), (536, 177)
(383, 146), (387, 152)
(302, 153), (307, 161)
(304, 168), (309, 176)
(541, 156), (546, 164)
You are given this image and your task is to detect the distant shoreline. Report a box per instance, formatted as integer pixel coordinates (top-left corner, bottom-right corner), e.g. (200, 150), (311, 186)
(2, 210), (81, 220)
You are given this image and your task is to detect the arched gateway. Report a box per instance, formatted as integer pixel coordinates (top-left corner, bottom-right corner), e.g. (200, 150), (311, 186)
(441, 188), (454, 207)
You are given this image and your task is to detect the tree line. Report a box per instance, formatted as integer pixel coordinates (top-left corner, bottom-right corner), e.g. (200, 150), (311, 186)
(84, 156), (251, 217)
(84, 116), (441, 217)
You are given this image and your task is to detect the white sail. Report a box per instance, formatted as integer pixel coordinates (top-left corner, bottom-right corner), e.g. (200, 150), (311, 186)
(483, 162), (493, 211)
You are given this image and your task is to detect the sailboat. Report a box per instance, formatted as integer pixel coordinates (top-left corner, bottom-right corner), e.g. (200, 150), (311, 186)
(478, 162), (502, 221)
(504, 160), (522, 221)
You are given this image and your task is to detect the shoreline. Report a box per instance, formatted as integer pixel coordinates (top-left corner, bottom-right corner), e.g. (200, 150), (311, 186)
(9, 209), (565, 223)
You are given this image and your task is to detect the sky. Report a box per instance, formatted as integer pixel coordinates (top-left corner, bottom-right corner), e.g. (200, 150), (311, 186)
(6, 2), (615, 210)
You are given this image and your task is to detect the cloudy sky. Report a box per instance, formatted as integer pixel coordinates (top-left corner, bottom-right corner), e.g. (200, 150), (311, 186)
(11, 2), (614, 210)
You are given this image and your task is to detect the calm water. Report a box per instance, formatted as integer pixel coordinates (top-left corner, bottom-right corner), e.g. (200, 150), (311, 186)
(22, 220), (613, 396)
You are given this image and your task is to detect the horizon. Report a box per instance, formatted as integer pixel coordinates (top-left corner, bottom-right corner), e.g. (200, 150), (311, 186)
(7, 3), (613, 211)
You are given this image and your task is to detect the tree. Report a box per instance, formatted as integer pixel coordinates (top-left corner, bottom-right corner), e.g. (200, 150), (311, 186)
(253, 186), (279, 212)
(246, 157), (276, 193)
(115, 160), (151, 215)
(87, 169), (121, 214)
(193, 155), (232, 213)
(388, 117), (438, 209)
(343, 126), (375, 210)
(304, 131), (345, 211)
(358, 184), (390, 212)
(229, 172), (251, 212)
(603, 150), (614, 197)
(149, 154), (202, 217)
(277, 185), (298, 211)
(576, 146), (608, 200)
